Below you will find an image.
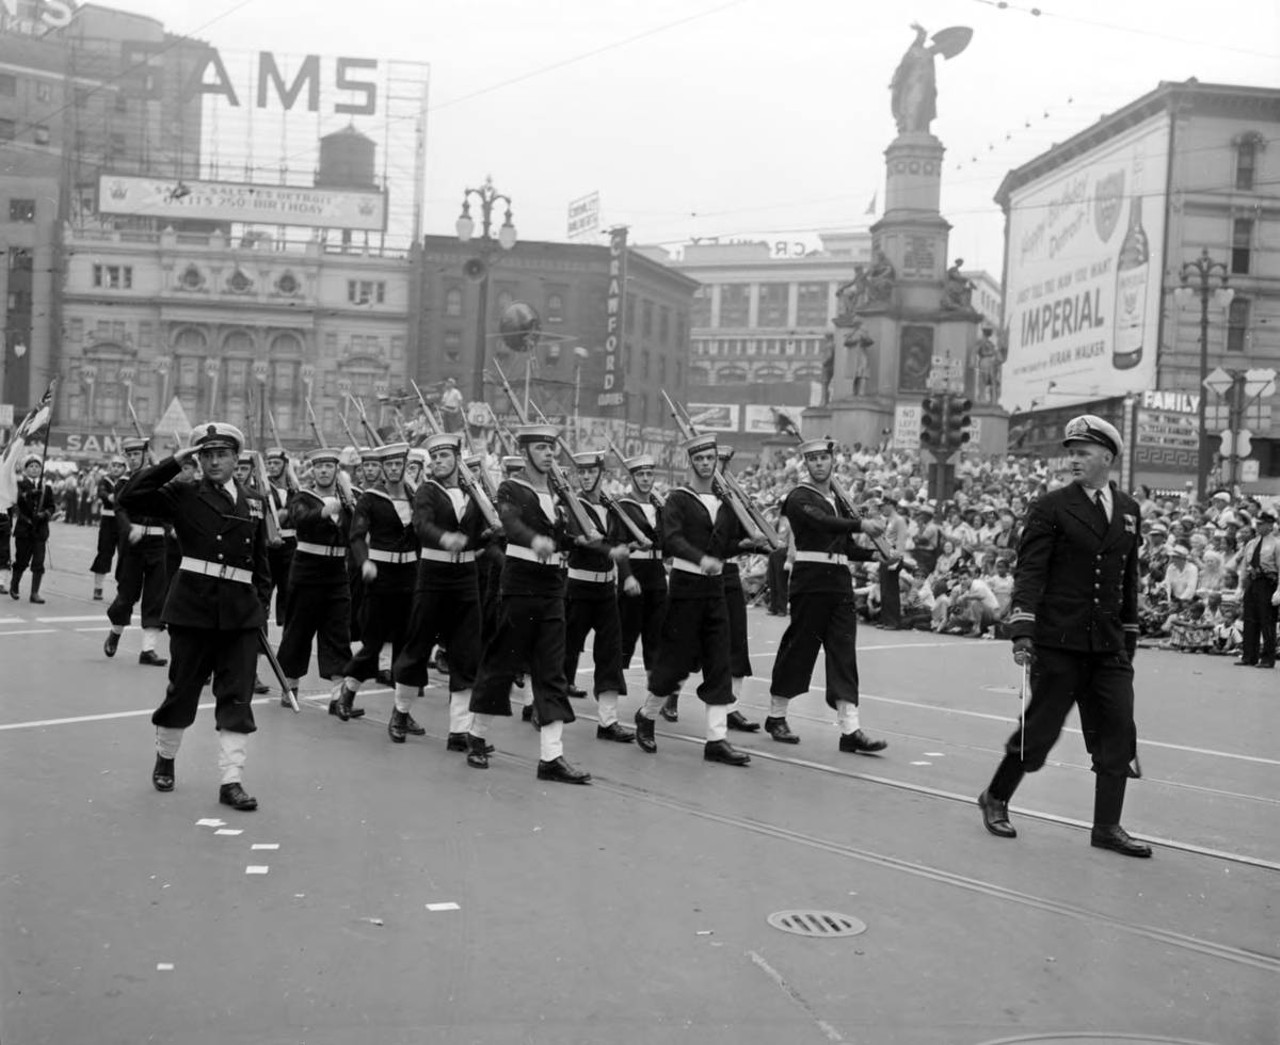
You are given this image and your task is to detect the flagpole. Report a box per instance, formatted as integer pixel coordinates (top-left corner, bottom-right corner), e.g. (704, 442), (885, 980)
(33, 378), (57, 498)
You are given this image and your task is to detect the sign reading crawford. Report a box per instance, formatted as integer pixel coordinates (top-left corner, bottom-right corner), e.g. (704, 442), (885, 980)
(98, 175), (387, 231)
(597, 227), (628, 411)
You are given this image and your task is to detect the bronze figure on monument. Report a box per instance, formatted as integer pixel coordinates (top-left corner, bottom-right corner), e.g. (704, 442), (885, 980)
(889, 23), (973, 136)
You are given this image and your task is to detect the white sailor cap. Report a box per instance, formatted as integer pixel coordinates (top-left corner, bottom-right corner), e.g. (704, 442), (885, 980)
(191, 422), (244, 455)
(424, 433), (462, 455)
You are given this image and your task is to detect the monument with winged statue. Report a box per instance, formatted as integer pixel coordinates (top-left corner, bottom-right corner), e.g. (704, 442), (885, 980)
(807, 23), (1009, 456)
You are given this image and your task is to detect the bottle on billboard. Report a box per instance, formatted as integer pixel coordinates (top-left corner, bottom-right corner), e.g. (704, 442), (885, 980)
(1112, 154), (1149, 371)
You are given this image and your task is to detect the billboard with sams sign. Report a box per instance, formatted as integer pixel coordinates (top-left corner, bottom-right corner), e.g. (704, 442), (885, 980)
(1001, 113), (1169, 411)
(98, 176), (387, 231)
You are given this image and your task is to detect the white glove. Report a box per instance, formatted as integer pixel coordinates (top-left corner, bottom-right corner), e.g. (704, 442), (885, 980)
(531, 535), (556, 560)
(321, 497), (341, 519)
(128, 523), (145, 545)
(361, 560), (378, 582)
(440, 531), (467, 553)
(623, 576), (641, 597)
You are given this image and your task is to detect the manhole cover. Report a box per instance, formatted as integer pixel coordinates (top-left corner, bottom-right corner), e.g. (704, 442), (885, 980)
(767, 910), (866, 938)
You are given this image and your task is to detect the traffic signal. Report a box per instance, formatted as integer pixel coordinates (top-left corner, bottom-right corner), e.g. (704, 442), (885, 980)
(945, 396), (972, 449)
(920, 396), (943, 447)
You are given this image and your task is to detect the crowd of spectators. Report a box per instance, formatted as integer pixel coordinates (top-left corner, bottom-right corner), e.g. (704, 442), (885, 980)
(710, 443), (1275, 657)
(12, 443), (1276, 662)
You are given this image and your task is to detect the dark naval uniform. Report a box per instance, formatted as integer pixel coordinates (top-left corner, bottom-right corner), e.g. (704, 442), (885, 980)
(340, 482), (419, 685)
(89, 473), (122, 581)
(980, 470), (1148, 856)
(119, 455), (272, 735)
(265, 480), (297, 627)
(647, 486), (746, 707)
(768, 483), (878, 726)
(107, 470), (170, 634)
(391, 476), (487, 742)
(11, 473), (55, 601)
(275, 486), (353, 685)
(616, 493), (665, 672)
(563, 499), (628, 703)
(470, 477), (578, 728)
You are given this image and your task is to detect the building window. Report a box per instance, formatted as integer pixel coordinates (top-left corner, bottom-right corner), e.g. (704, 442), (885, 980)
(443, 330), (462, 363)
(758, 283), (789, 327)
(347, 280), (385, 305)
(74, 87), (89, 107)
(109, 133), (126, 158)
(0, 74), (14, 97)
(68, 317), (84, 343)
(496, 289), (514, 314)
(625, 292), (636, 333)
(797, 282), (830, 326)
(1235, 134), (1260, 191)
(0, 120), (16, 142)
(33, 124), (50, 145)
(658, 356), (666, 383)
(546, 292), (565, 323)
(719, 284), (750, 327)
(691, 286), (711, 327)
(444, 286), (462, 317)
(1227, 297), (1250, 353)
(675, 312), (687, 348)
(1232, 218), (1253, 275)
(138, 321), (153, 348)
(9, 199), (35, 222)
(36, 82), (52, 103)
(658, 306), (670, 344)
(642, 350), (651, 380)
(114, 94), (127, 114)
(641, 300), (654, 339)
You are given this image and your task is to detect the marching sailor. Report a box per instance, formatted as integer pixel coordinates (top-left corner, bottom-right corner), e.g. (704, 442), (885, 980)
(764, 436), (888, 753)
(89, 454), (127, 600)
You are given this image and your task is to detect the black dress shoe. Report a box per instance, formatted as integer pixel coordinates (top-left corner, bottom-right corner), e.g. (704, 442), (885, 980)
(387, 709), (408, 743)
(92, 591), (104, 601)
(704, 739), (750, 766)
(978, 790), (1016, 838)
(376, 669), (394, 686)
(659, 695), (679, 722)
(1234, 659), (1258, 667)
(466, 734), (490, 769)
(634, 710), (657, 753)
(1090, 824), (1152, 858)
(152, 755), (175, 792)
(567, 685), (588, 699)
(1257, 661), (1275, 669)
(219, 782), (258, 811)
(596, 721), (636, 743)
(537, 755), (591, 784)
(448, 733), (494, 753)
(727, 710), (761, 733)
(838, 729), (887, 754)
(764, 716), (800, 744)
(252, 675), (269, 694)
(9, 587), (18, 600)
(103, 631), (120, 658)
(402, 713), (426, 736)
(138, 650), (168, 667)
(329, 685), (358, 722)
(29, 593), (45, 604)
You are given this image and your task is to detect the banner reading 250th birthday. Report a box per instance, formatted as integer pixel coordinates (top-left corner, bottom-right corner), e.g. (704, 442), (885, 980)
(1000, 113), (1170, 412)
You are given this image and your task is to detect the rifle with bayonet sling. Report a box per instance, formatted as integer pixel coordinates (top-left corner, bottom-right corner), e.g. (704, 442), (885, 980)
(491, 362), (601, 541)
(409, 380), (501, 531)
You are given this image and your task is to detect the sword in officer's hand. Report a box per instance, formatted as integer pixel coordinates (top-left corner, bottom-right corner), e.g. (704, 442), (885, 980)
(258, 629), (299, 713)
(1019, 659), (1028, 760)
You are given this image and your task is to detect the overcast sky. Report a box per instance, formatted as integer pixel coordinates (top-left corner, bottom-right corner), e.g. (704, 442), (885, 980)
(116, 0), (1279, 277)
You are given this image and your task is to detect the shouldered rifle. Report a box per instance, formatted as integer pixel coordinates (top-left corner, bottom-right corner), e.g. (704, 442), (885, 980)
(410, 380), (501, 531)
(336, 404), (364, 451)
(124, 395), (159, 466)
(661, 390), (780, 551)
(249, 450), (284, 548)
(530, 402), (651, 549)
(266, 408), (301, 494)
(347, 395), (384, 448)
(492, 361), (601, 541)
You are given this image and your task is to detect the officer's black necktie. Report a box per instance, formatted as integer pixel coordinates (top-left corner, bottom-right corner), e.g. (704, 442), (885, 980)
(1251, 538), (1262, 570)
(1093, 489), (1108, 527)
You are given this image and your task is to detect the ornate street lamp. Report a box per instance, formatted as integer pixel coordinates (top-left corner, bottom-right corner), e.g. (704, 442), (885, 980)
(456, 176), (517, 401)
(1172, 248), (1235, 501)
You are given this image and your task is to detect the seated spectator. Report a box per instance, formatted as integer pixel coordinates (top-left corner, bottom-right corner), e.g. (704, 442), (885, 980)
(1163, 545), (1199, 605)
(953, 567), (1000, 637)
(987, 556), (1015, 618)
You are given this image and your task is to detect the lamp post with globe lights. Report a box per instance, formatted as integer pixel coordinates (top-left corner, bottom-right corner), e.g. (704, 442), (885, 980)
(1172, 248), (1234, 501)
(456, 176), (517, 402)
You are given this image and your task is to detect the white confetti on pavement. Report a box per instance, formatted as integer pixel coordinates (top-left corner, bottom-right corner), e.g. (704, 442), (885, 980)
(251, 843), (279, 850)
(910, 760), (932, 766)
(245, 866), (270, 875)
(214, 829), (243, 836)
(195, 819), (225, 828)
(425, 902), (460, 912)
(156, 963), (174, 971)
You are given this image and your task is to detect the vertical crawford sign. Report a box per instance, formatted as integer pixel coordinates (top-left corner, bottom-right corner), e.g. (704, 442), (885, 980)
(597, 228), (628, 411)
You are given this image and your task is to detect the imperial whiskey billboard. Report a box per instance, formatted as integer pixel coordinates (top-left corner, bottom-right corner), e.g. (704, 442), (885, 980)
(1001, 113), (1170, 411)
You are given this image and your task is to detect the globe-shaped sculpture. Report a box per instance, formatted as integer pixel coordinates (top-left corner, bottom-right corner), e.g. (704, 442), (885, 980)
(499, 302), (541, 352)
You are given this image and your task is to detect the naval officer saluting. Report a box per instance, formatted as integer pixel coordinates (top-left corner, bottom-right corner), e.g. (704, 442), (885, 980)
(117, 422), (273, 812)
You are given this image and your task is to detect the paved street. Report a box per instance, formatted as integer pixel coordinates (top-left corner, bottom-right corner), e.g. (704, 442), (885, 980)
(2, 523), (1277, 1045)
